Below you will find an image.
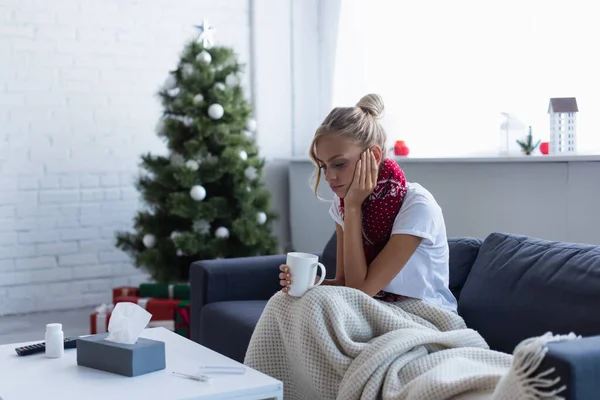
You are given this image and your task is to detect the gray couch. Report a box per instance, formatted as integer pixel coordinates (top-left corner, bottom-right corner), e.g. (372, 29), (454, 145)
(190, 232), (600, 399)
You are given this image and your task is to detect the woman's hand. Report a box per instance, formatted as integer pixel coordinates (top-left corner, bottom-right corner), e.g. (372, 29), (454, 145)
(344, 148), (378, 209)
(279, 264), (292, 293)
(279, 265), (330, 293)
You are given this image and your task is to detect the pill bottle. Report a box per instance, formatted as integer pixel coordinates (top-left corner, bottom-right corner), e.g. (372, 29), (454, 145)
(45, 323), (64, 358)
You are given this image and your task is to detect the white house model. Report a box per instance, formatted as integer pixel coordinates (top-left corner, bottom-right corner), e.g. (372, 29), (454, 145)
(548, 97), (578, 154)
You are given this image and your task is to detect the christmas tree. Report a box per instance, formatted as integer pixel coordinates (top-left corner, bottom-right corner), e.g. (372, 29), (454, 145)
(115, 21), (279, 283)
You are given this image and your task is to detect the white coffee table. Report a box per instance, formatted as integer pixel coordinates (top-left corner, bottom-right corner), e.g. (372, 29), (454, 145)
(0, 327), (283, 400)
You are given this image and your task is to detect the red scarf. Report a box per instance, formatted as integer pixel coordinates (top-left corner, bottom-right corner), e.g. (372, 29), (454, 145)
(339, 158), (408, 266)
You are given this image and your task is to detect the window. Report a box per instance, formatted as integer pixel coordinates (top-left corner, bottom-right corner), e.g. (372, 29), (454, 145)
(329, 0), (600, 156)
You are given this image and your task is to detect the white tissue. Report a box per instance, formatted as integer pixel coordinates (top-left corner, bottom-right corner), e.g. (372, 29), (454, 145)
(105, 302), (152, 345)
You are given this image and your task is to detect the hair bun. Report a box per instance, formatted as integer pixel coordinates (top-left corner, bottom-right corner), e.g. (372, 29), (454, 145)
(356, 93), (384, 119)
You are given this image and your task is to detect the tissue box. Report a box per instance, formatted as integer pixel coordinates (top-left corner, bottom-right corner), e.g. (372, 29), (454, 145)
(139, 283), (190, 300)
(76, 333), (166, 377)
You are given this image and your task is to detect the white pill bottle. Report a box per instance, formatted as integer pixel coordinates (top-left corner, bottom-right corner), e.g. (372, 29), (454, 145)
(45, 323), (64, 358)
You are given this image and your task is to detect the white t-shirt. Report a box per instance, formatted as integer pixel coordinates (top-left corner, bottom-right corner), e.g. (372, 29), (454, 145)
(328, 182), (458, 313)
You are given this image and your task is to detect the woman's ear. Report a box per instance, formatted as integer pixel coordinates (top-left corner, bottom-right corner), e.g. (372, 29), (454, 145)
(370, 146), (383, 163)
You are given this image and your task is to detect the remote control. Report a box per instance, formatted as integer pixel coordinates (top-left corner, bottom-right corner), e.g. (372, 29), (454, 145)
(15, 337), (78, 356)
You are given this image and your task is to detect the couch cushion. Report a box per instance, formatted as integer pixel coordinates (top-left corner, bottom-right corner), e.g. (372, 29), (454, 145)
(199, 300), (267, 363)
(321, 231), (338, 279)
(458, 232), (600, 354)
(448, 237), (482, 300)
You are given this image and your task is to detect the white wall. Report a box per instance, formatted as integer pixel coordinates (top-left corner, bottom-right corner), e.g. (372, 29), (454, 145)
(0, 0), (253, 315)
(289, 157), (600, 253)
(250, 0), (329, 252)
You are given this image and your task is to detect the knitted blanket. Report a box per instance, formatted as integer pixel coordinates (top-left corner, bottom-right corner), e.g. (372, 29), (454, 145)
(244, 286), (577, 400)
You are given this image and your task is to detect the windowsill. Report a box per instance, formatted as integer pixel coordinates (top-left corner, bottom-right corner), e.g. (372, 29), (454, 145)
(285, 154), (600, 164)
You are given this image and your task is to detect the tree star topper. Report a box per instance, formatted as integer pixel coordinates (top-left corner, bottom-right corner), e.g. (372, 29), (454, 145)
(195, 20), (216, 48)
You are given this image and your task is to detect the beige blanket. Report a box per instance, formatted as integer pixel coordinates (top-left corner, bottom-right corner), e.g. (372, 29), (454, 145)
(244, 286), (577, 400)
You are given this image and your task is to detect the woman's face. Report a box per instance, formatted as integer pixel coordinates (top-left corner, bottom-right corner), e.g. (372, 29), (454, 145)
(315, 134), (374, 198)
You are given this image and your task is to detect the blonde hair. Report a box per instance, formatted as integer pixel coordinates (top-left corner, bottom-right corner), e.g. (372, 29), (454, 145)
(308, 93), (387, 197)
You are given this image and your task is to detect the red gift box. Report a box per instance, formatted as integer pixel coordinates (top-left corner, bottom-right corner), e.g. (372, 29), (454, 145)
(90, 304), (114, 334)
(113, 295), (179, 321)
(112, 286), (139, 302)
(174, 300), (190, 338)
(90, 311), (111, 334)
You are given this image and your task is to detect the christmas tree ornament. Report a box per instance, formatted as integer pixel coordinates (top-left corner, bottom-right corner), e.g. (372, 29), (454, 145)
(246, 186), (252, 192)
(196, 50), (212, 64)
(170, 153), (185, 167)
(215, 226), (229, 239)
(181, 63), (194, 78)
(245, 118), (257, 132)
(176, 249), (184, 256)
(163, 74), (177, 90)
(239, 150), (248, 161)
(190, 185), (206, 201)
(194, 20), (216, 48)
(225, 74), (239, 86)
(167, 87), (180, 97)
(193, 94), (204, 105)
(257, 212), (267, 225)
(142, 234), (156, 248)
(208, 103), (224, 120)
(214, 82), (226, 91)
(182, 116), (194, 127)
(170, 231), (182, 240)
(193, 219), (211, 234)
(243, 129), (253, 138)
(185, 160), (199, 171)
(244, 166), (257, 180)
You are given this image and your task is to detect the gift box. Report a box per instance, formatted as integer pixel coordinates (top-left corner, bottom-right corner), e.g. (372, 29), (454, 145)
(77, 333), (166, 377)
(114, 296), (180, 321)
(175, 300), (190, 338)
(147, 320), (175, 331)
(112, 286), (139, 302)
(90, 304), (114, 334)
(138, 282), (190, 300)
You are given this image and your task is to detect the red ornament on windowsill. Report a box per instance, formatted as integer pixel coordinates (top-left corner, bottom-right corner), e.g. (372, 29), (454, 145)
(540, 142), (549, 155)
(394, 140), (410, 156)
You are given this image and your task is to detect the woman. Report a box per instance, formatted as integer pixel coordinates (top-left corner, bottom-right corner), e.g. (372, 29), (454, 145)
(280, 93), (457, 313)
(244, 94), (571, 400)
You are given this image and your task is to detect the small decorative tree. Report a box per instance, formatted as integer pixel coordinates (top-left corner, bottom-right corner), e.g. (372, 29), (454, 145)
(115, 21), (279, 283)
(516, 126), (541, 155)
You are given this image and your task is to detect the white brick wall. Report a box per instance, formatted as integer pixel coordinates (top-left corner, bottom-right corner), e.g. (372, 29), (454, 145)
(0, 0), (252, 316)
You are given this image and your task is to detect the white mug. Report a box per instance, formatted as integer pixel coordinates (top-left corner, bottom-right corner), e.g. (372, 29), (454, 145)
(286, 252), (327, 297)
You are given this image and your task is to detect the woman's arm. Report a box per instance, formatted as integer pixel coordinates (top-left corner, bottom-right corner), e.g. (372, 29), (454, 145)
(354, 233), (422, 296)
(322, 223), (345, 286)
(342, 205), (368, 287)
(343, 202), (422, 296)
(323, 209), (423, 296)
(340, 148), (424, 296)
